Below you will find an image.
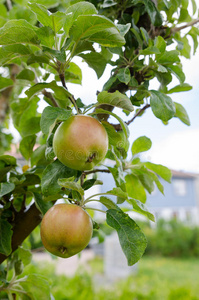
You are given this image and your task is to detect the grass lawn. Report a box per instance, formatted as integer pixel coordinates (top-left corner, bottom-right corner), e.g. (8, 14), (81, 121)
(120, 256), (199, 300)
(22, 255), (199, 300)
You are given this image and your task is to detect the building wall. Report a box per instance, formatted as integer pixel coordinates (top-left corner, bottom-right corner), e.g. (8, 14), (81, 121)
(98, 170), (199, 224)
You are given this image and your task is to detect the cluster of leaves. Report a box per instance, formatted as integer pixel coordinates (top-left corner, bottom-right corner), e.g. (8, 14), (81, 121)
(0, 0), (199, 297)
(0, 245), (54, 299)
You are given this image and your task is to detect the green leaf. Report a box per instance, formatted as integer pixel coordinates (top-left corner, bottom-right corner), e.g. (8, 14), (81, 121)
(149, 171), (164, 194)
(156, 50), (180, 65)
(0, 19), (40, 45)
(140, 27), (149, 44)
(41, 160), (77, 197)
(167, 83), (192, 94)
(117, 67), (131, 84)
(99, 196), (117, 209)
(167, 65), (185, 84)
(16, 69), (35, 81)
(28, 3), (53, 28)
(58, 179), (84, 196)
(191, 0), (197, 15)
(136, 169), (155, 194)
(18, 246), (32, 267)
(97, 91), (134, 112)
(70, 15), (125, 47)
(117, 23), (131, 36)
(52, 11), (67, 33)
(144, 161), (172, 182)
(102, 0), (117, 8)
(125, 174), (146, 203)
(17, 97), (40, 137)
(174, 102), (190, 126)
(179, 36), (191, 59)
(0, 182), (15, 198)
(0, 155), (16, 166)
(131, 136), (152, 155)
(102, 121), (124, 148)
(139, 46), (160, 55)
(64, 62), (82, 85)
(65, 1), (97, 35)
(19, 116), (41, 137)
(106, 208), (147, 266)
(30, 0), (59, 8)
(82, 179), (103, 191)
(33, 192), (53, 215)
(139, 0), (162, 26)
(79, 52), (107, 79)
(36, 26), (55, 48)
(107, 165), (127, 197)
(0, 217), (13, 256)
(0, 76), (13, 91)
(155, 36), (166, 53)
(42, 46), (66, 63)
(131, 28), (143, 47)
(92, 108), (130, 138)
(150, 90), (176, 121)
(106, 187), (128, 199)
(25, 81), (71, 107)
(0, 44), (31, 65)
(31, 144), (46, 167)
(18, 274), (51, 300)
(128, 198), (155, 222)
(40, 106), (71, 134)
(188, 27), (199, 55)
(19, 135), (36, 160)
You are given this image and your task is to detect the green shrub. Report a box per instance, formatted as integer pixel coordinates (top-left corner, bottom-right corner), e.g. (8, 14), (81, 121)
(144, 219), (199, 257)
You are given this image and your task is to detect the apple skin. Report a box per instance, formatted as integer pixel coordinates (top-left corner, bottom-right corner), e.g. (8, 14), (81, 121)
(53, 115), (108, 171)
(40, 204), (93, 258)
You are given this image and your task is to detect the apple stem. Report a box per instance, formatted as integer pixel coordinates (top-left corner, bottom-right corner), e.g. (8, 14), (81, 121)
(85, 207), (106, 214)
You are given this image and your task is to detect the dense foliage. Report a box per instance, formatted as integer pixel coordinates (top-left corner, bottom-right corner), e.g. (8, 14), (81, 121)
(144, 219), (199, 257)
(0, 0), (199, 298)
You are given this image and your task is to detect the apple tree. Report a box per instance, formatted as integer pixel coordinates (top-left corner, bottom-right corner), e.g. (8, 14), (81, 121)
(0, 0), (199, 298)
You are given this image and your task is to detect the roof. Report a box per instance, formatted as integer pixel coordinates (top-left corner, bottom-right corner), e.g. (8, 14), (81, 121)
(171, 169), (199, 179)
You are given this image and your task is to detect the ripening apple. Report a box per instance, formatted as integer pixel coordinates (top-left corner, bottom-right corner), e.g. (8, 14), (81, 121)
(53, 115), (108, 171)
(40, 203), (93, 258)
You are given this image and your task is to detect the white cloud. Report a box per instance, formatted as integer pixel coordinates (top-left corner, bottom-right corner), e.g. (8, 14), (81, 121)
(142, 128), (199, 173)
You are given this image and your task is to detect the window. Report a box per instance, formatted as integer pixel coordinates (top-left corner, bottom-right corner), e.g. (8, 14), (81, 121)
(173, 179), (187, 196)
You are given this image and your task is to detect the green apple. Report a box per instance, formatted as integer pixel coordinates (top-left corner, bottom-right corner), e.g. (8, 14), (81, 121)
(53, 115), (108, 171)
(40, 203), (93, 258)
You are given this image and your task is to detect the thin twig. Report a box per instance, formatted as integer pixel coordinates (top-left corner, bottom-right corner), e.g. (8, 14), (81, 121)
(59, 73), (80, 113)
(83, 169), (111, 176)
(42, 90), (59, 107)
(171, 18), (199, 33)
(126, 104), (150, 126)
(6, 0), (12, 10)
(109, 104), (150, 131)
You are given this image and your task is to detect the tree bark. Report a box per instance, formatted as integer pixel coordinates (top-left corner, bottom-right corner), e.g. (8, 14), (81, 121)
(0, 203), (42, 264)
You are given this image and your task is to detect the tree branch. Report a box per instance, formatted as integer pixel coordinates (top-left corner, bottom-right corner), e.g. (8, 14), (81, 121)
(171, 18), (199, 33)
(0, 203), (42, 264)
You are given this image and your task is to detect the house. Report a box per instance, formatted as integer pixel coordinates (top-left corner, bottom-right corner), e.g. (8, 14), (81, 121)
(147, 170), (199, 225)
(97, 168), (199, 225)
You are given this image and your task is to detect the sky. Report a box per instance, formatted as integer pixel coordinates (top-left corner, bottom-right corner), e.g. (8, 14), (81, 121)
(66, 49), (199, 174)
